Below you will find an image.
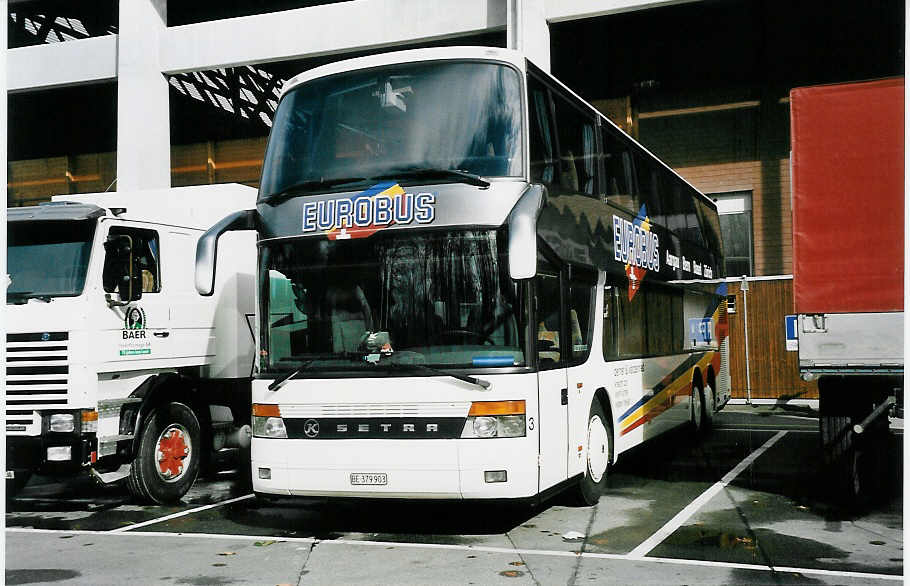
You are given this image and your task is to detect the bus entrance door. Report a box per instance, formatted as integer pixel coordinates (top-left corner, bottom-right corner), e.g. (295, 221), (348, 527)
(536, 273), (569, 492)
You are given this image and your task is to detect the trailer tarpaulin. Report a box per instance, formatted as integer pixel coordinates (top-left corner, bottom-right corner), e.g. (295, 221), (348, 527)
(790, 78), (904, 314)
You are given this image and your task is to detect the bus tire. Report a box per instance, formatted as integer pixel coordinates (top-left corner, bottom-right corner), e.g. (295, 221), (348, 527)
(127, 402), (201, 505)
(571, 401), (612, 506)
(702, 382), (715, 430)
(690, 385), (705, 435)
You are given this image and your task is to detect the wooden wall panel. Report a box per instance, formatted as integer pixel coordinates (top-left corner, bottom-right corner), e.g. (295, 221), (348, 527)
(726, 278), (819, 400)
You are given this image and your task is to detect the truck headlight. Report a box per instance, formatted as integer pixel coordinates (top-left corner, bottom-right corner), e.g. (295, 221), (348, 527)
(49, 413), (75, 433)
(460, 401), (526, 438)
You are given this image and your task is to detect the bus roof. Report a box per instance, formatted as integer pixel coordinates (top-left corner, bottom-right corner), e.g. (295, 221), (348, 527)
(281, 46), (528, 97)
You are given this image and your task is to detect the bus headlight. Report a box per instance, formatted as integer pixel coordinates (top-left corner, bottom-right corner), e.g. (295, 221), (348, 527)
(253, 416), (287, 438)
(460, 401), (526, 438)
(252, 404), (287, 438)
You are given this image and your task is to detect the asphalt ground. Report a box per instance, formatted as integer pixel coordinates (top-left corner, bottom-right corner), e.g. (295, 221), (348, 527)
(4, 405), (904, 585)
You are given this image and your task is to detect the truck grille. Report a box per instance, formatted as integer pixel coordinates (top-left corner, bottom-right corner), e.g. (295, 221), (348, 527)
(5, 332), (69, 433)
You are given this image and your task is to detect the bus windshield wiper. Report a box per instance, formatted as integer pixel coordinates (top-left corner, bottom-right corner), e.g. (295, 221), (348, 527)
(386, 361), (491, 390)
(267, 351), (368, 391)
(262, 176), (367, 205)
(372, 168), (490, 188)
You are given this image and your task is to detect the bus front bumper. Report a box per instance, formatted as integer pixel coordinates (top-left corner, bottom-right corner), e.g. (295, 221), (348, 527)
(251, 436), (537, 500)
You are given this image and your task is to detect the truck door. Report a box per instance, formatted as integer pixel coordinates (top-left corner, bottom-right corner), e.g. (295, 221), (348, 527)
(535, 269), (569, 492)
(102, 225), (173, 364)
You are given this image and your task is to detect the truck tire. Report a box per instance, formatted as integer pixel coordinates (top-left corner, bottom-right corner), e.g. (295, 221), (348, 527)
(820, 413), (861, 505)
(570, 401), (612, 506)
(6, 471), (32, 504)
(127, 402), (202, 505)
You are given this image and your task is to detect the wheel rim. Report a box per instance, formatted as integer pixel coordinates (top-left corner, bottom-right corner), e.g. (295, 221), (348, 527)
(692, 388), (703, 429)
(587, 414), (609, 483)
(155, 424), (192, 482)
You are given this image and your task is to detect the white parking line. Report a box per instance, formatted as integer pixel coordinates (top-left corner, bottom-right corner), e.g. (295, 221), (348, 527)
(627, 430), (788, 559)
(108, 493), (254, 533)
(6, 527), (902, 582)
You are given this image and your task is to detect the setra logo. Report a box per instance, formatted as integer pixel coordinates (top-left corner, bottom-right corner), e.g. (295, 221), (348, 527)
(303, 419), (320, 438)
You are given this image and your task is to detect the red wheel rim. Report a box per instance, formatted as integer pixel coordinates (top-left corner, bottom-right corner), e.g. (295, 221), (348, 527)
(155, 425), (191, 481)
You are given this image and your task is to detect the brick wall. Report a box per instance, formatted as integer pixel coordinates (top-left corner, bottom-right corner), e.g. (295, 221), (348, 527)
(616, 91), (793, 277)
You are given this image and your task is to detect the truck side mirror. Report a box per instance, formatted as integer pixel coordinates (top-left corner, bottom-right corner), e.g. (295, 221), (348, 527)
(103, 234), (142, 305)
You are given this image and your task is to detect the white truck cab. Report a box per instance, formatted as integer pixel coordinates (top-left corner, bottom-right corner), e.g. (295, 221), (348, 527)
(6, 184), (257, 504)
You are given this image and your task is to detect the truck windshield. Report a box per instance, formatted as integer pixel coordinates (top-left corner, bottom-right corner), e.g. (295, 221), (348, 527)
(7, 220), (96, 302)
(259, 61), (523, 202)
(261, 229), (526, 375)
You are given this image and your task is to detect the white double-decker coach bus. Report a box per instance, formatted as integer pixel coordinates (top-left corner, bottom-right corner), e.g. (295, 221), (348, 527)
(197, 46), (731, 504)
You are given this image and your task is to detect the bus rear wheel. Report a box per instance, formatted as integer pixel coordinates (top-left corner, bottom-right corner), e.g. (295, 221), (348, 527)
(690, 385), (705, 435)
(571, 401), (612, 506)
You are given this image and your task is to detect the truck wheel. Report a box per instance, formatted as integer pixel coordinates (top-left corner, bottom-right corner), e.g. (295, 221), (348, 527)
(6, 470), (32, 504)
(570, 401), (612, 506)
(820, 413), (861, 505)
(127, 402), (201, 505)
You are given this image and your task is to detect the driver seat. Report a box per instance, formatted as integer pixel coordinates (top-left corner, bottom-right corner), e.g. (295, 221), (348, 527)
(326, 286), (373, 353)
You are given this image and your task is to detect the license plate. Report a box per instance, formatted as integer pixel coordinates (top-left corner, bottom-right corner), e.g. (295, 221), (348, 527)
(350, 473), (387, 486)
(5, 471), (14, 479)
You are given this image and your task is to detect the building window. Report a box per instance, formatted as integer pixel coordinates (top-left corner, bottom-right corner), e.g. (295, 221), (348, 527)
(712, 191), (753, 277)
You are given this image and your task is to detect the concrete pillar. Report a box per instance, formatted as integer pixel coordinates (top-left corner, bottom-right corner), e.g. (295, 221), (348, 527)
(116, 0), (170, 191)
(507, 0), (550, 72)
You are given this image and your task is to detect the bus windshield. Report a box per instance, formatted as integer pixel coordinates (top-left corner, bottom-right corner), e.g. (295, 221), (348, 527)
(261, 229), (526, 375)
(259, 61), (523, 202)
(7, 220), (96, 303)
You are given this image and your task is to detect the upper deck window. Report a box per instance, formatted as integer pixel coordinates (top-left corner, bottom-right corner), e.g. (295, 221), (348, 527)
(260, 61), (523, 201)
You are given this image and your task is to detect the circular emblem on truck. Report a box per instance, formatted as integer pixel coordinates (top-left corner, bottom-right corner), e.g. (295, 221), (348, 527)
(125, 307), (146, 330)
(303, 419), (320, 438)
(41, 332), (50, 342)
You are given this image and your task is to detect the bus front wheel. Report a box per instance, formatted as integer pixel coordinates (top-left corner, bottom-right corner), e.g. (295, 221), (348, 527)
(571, 401), (612, 506)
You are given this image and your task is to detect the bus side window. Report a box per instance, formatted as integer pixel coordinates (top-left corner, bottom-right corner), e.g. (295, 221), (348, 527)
(535, 273), (562, 367)
(602, 129), (638, 212)
(552, 93), (598, 197)
(528, 76), (558, 187)
(569, 269), (596, 362)
(602, 285), (618, 359)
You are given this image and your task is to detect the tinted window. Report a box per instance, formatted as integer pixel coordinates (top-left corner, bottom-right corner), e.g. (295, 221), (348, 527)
(607, 279), (684, 359)
(535, 271), (562, 367)
(552, 94), (598, 197)
(569, 269), (596, 361)
(260, 61), (523, 200)
(528, 76), (558, 186)
(602, 130), (637, 212)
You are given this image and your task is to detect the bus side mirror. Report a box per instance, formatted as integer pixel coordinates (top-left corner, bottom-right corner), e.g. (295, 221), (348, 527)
(103, 235), (142, 305)
(196, 209), (259, 296)
(508, 184), (546, 280)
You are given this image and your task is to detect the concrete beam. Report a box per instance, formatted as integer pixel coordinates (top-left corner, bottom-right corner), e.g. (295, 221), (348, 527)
(6, 35), (117, 93)
(160, 0), (507, 74)
(545, 0), (701, 23)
